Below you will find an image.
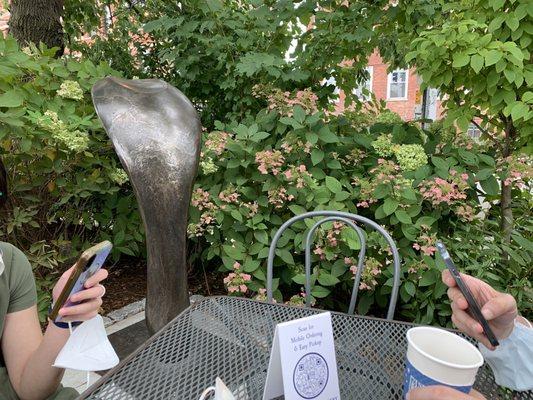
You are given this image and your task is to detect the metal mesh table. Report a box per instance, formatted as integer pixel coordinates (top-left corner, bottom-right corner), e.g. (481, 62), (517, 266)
(79, 297), (532, 400)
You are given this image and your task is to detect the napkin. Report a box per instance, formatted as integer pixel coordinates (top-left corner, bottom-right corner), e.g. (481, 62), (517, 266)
(53, 315), (119, 371)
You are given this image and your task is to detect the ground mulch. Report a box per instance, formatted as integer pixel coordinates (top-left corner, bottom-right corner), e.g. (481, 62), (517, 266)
(102, 257), (225, 314)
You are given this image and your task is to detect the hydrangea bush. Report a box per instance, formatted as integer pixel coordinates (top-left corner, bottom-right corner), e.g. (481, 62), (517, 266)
(189, 86), (533, 324)
(0, 36), (144, 320)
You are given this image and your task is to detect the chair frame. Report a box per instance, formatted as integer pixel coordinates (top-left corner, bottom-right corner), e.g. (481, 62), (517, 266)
(266, 210), (401, 320)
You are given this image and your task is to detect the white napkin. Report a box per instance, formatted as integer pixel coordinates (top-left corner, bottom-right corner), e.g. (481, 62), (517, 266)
(54, 315), (119, 371)
(199, 377), (236, 400)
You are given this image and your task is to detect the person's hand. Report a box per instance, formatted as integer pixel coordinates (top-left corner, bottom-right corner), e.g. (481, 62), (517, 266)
(52, 265), (108, 322)
(408, 386), (485, 399)
(442, 269), (517, 349)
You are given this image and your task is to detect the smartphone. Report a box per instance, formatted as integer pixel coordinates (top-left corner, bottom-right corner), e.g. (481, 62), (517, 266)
(49, 241), (112, 321)
(436, 241), (499, 347)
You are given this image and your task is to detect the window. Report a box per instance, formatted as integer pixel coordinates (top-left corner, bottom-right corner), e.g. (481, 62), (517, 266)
(387, 69), (408, 100)
(467, 123), (482, 140)
(353, 66), (373, 101)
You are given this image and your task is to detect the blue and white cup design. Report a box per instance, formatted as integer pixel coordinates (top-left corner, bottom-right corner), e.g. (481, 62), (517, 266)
(403, 327), (484, 399)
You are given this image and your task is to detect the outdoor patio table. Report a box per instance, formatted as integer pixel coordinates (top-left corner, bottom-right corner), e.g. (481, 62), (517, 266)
(79, 296), (533, 400)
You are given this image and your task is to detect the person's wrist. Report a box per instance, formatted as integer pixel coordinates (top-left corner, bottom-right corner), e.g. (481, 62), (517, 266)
(47, 305), (82, 329)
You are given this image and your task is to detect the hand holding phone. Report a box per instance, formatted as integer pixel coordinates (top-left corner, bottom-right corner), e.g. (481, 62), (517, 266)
(49, 241), (112, 322)
(436, 241), (500, 347)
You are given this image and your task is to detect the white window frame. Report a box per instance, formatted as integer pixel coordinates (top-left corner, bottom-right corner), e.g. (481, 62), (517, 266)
(387, 69), (409, 100)
(467, 123), (482, 140)
(353, 66), (373, 101)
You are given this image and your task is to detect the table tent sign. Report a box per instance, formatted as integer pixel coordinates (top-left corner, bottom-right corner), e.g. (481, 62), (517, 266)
(263, 312), (340, 400)
(54, 314), (119, 372)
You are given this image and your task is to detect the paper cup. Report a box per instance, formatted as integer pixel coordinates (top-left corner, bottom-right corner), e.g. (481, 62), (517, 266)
(403, 327), (483, 398)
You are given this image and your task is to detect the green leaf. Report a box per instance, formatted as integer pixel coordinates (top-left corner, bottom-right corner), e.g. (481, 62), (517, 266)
(311, 285), (331, 298)
(292, 273), (307, 285)
(223, 245), (244, 260)
(402, 188), (418, 202)
(512, 234), (533, 252)
(506, 15), (519, 31)
(0, 90), (24, 108)
(404, 281), (416, 296)
(243, 259), (261, 272)
(335, 191), (351, 201)
(476, 168), (494, 181)
(318, 126), (339, 143)
(407, 205), (422, 217)
(416, 216), (436, 228)
(230, 209), (243, 222)
(470, 54), (484, 73)
(317, 273), (340, 286)
(311, 149), (324, 165)
(395, 210), (412, 224)
(480, 176), (500, 196)
(503, 68), (516, 84)
(293, 105), (306, 124)
(373, 184), (391, 199)
(276, 248), (294, 265)
(254, 230), (269, 245)
(479, 154), (495, 166)
(419, 270), (437, 287)
(289, 204), (307, 215)
(511, 102), (529, 121)
(325, 176), (342, 194)
(431, 156), (449, 171)
(383, 198), (399, 216)
(484, 50), (502, 66)
(452, 53), (470, 68)
(490, 0), (505, 10)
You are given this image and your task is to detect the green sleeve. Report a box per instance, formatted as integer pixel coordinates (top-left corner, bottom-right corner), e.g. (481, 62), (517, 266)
(7, 245), (37, 313)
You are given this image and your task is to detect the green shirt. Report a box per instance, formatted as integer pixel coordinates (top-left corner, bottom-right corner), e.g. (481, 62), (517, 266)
(0, 242), (37, 339)
(0, 243), (77, 399)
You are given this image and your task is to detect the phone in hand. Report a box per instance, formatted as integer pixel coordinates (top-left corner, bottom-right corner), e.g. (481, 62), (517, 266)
(436, 241), (499, 347)
(49, 241), (112, 322)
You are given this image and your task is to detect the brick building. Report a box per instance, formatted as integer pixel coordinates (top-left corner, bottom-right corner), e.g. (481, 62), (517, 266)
(333, 50), (444, 122)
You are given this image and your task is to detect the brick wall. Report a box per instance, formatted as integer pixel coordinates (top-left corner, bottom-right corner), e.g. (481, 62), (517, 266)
(0, 3), (9, 34)
(335, 50), (445, 122)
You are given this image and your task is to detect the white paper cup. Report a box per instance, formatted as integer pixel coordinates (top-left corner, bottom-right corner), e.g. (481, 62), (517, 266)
(403, 327), (483, 398)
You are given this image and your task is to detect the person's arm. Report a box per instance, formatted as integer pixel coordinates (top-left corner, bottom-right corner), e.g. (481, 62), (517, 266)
(1, 266), (107, 400)
(442, 270), (533, 391)
(408, 386), (485, 399)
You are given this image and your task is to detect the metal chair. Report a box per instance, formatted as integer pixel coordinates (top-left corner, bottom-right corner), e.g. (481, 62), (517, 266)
(266, 211), (401, 320)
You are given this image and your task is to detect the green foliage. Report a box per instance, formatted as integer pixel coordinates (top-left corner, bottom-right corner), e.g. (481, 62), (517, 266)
(188, 89), (532, 323)
(70, 0), (393, 127)
(0, 36), (145, 319)
(401, 0), (532, 150)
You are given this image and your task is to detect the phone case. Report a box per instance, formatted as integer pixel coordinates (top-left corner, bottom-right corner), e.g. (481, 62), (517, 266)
(436, 241), (499, 347)
(49, 241), (112, 321)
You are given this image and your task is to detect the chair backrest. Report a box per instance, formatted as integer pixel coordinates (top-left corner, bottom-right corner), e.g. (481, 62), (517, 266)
(266, 211), (401, 320)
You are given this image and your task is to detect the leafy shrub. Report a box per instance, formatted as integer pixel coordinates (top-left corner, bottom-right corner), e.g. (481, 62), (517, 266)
(0, 36), (144, 320)
(188, 87), (532, 324)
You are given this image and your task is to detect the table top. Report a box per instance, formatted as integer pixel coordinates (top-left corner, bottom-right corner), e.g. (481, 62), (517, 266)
(80, 297), (532, 400)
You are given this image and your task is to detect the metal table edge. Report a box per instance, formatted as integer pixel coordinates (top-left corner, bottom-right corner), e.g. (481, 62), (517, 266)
(76, 298), (202, 399)
(75, 296), (434, 399)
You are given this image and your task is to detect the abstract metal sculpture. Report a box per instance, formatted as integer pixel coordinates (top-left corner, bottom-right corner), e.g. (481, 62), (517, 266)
(92, 77), (201, 333)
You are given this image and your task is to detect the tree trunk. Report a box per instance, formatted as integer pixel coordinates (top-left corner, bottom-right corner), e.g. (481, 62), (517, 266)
(500, 119), (515, 264)
(8, 0), (65, 56)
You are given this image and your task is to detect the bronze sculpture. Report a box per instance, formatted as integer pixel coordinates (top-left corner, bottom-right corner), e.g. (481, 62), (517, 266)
(92, 77), (201, 333)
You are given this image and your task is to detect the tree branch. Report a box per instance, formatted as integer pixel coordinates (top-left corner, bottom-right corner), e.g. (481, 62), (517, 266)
(470, 119), (503, 151)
